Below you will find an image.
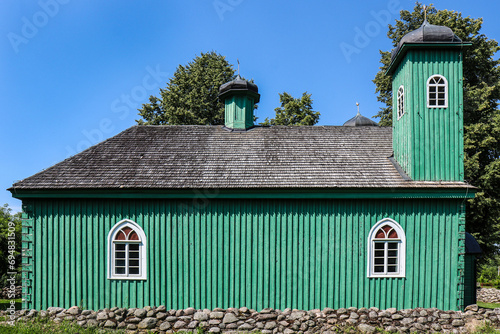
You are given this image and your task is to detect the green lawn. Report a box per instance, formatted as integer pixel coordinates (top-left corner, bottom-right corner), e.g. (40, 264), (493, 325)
(0, 299), (22, 311)
(0, 318), (126, 334)
(478, 301), (500, 309)
(0, 318), (208, 334)
(2, 308), (500, 334)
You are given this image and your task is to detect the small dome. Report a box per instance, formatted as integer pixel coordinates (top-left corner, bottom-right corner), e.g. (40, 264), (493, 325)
(343, 112), (378, 127)
(391, 20), (462, 60)
(219, 75), (260, 103)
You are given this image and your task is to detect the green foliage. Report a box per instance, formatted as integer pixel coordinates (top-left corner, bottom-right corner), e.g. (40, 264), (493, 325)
(479, 267), (498, 282)
(471, 320), (500, 334)
(0, 299), (21, 311)
(0, 204), (21, 288)
(372, 3), (500, 259)
(465, 114), (500, 258)
(373, 50), (393, 127)
(137, 51), (235, 125)
(478, 255), (500, 287)
(138, 52), (318, 128)
(261, 92), (320, 126)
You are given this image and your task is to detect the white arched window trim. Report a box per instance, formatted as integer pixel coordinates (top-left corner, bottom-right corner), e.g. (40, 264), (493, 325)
(367, 218), (406, 278)
(397, 85), (405, 119)
(107, 219), (147, 280)
(427, 74), (448, 108)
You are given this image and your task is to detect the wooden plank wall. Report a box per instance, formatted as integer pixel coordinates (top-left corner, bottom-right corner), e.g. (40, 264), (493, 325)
(392, 49), (464, 182)
(27, 198), (464, 311)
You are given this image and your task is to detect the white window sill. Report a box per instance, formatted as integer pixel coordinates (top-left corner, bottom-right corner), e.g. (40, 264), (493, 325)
(367, 274), (405, 278)
(107, 276), (147, 281)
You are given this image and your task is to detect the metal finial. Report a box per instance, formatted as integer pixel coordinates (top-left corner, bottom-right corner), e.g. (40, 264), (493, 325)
(423, 5), (427, 22)
(237, 59), (240, 76)
(356, 102), (360, 115)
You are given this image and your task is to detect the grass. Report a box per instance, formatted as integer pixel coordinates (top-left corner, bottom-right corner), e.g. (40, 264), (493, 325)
(0, 299), (22, 311)
(0, 317), (127, 334)
(478, 301), (500, 309)
(468, 321), (500, 334)
(0, 318), (222, 334)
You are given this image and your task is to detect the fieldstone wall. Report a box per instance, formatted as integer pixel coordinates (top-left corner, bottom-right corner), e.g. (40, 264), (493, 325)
(478, 288), (500, 304)
(2, 304), (500, 333)
(0, 285), (21, 299)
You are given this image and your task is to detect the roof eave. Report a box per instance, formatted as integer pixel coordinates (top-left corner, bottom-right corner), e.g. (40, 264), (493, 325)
(10, 186), (477, 200)
(386, 42), (472, 76)
(218, 88), (261, 103)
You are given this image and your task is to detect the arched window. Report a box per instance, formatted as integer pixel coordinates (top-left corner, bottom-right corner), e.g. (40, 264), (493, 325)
(397, 85), (405, 119)
(367, 218), (405, 278)
(427, 75), (448, 108)
(107, 219), (147, 280)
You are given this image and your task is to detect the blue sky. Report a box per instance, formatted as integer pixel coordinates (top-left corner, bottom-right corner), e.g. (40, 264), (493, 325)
(1, 1), (499, 212)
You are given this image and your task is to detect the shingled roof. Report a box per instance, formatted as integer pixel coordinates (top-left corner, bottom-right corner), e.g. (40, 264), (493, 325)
(10, 125), (470, 190)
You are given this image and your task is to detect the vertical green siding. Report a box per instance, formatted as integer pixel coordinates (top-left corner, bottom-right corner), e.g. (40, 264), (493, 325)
(224, 95), (255, 129)
(26, 198), (464, 311)
(393, 48), (464, 181)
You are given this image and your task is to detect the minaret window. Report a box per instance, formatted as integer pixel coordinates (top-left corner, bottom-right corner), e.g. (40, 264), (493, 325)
(427, 75), (448, 108)
(397, 85), (405, 119)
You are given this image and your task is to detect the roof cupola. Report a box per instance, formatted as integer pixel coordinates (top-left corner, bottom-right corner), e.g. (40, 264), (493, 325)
(343, 103), (378, 126)
(218, 75), (260, 130)
(387, 19), (464, 75)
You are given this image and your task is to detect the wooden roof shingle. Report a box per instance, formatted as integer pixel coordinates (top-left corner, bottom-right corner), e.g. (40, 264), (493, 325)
(10, 125), (470, 190)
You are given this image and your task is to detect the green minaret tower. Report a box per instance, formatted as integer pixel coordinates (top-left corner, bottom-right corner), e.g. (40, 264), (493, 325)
(219, 75), (260, 130)
(387, 20), (471, 181)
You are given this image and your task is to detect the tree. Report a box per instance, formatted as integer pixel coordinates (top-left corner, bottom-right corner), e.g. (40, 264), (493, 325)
(0, 204), (21, 288)
(137, 51), (235, 125)
(261, 92), (320, 126)
(373, 3), (500, 258)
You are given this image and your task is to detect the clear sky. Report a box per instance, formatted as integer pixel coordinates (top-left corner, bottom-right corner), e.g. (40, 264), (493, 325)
(1, 1), (499, 212)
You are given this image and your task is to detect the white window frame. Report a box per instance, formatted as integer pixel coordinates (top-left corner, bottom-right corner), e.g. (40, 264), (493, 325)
(107, 219), (147, 280)
(397, 85), (405, 119)
(427, 74), (448, 108)
(367, 218), (406, 278)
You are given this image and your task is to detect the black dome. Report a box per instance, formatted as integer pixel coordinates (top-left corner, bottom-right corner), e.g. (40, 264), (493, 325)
(391, 20), (462, 61)
(219, 75), (260, 103)
(343, 112), (378, 127)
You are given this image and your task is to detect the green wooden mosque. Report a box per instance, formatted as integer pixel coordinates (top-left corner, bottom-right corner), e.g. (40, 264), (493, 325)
(11, 20), (481, 311)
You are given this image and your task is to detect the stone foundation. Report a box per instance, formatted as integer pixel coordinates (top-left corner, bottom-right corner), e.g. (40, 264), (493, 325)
(478, 288), (500, 304)
(0, 285), (21, 299)
(2, 304), (500, 333)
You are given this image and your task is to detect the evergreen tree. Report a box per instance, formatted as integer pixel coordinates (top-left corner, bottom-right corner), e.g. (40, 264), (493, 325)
(137, 51), (235, 125)
(373, 3), (500, 258)
(261, 92), (320, 126)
